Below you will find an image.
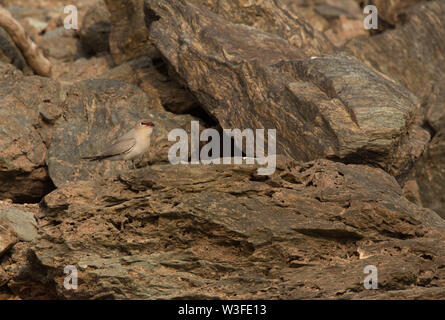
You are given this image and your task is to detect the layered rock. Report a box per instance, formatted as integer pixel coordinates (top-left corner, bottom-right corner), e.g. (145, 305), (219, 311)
(103, 0), (160, 65)
(345, 0), (445, 217)
(3, 159), (444, 299)
(79, 1), (111, 55)
(0, 65), (63, 202)
(143, 0), (428, 177)
(46, 78), (200, 187)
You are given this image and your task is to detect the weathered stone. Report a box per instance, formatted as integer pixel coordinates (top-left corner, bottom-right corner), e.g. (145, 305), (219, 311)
(40, 27), (84, 61)
(97, 56), (200, 114)
(189, 0), (334, 56)
(345, 1), (445, 109)
(0, 73), (63, 202)
(363, 0), (423, 25)
(345, 1), (445, 217)
(0, 222), (17, 257)
(79, 1), (111, 55)
(281, 0), (366, 47)
(144, 0), (427, 176)
(0, 208), (38, 241)
(411, 130), (445, 219)
(103, 0), (160, 65)
(9, 159), (444, 299)
(46, 78), (199, 187)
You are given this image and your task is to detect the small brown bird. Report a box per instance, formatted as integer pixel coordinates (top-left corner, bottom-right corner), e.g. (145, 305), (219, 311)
(82, 119), (155, 168)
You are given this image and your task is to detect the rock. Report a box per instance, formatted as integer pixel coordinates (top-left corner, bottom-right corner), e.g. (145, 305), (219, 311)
(6, 159), (444, 299)
(0, 27), (32, 74)
(97, 56), (200, 114)
(324, 15), (368, 47)
(52, 55), (112, 84)
(144, 0), (427, 177)
(0, 208), (37, 241)
(364, 0), (423, 25)
(189, 0), (334, 57)
(0, 71), (63, 202)
(280, 0), (366, 47)
(46, 78), (200, 187)
(40, 27), (84, 61)
(103, 0), (160, 65)
(411, 131), (445, 219)
(345, 1), (445, 110)
(0, 61), (24, 80)
(345, 1), (445, 217)
(0, 222), (17, 257)
(79, 1), (111, 55)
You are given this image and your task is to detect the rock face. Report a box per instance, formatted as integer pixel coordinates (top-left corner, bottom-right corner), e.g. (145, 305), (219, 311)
(3, 159), (443, 299)
(144, 0), (428, 177)
(97, 56), (200, 114)
(0, 0), (444, 301)
(46, 78), (199, 187)
(104, 0), (160, 65)
(364, 0), (423, 25)
(0, 208), (37, 242)
(345, 0), (445, 217)
(0, 66), (62, 202)
(79, 1), (111, 55)
(189, 0), (334, 56)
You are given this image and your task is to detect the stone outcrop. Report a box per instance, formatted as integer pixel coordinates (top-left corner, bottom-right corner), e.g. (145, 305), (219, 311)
(46, 78), (199, 187)
(144, 0), (428, 177)
(0, 0), (444, 301)
(2, 159), (444, 299)
(0, 65), (62, 202)
(345, 0), (445, 217)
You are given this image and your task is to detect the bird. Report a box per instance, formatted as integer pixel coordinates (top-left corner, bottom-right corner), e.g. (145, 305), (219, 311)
(82, 119), (155, 169)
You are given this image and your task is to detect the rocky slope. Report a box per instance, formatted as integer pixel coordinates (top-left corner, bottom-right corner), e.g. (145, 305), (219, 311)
(0, 0), (444, 299)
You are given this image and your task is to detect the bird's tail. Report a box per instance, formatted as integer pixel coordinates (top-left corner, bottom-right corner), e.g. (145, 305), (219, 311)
(81, 155), (105, 161)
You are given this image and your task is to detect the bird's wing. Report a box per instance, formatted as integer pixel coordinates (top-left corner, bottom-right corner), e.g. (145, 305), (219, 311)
(99, 137), (136, 158)
(83, 137), (136, 160)
(116, 128), (136, 142)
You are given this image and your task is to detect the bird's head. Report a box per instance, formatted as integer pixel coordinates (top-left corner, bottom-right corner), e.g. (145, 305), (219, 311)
(137, 119), (155, 135)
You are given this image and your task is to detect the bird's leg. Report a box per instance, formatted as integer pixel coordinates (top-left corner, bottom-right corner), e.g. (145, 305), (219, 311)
(132, 160), (136, 170)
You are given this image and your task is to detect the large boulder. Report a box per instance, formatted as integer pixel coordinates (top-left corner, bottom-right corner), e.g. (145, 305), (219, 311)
(79, 1), (111, 55)
(143, 0), (428, 178)
(0, 66), (63, 202)
(188, 0), (334, 56)
(46, 78), (200, 187)
(103, 0), (160, 65)
(4, 159), (444, 299)
(97, 56), (200, 114)
(345, 1), (445, 217)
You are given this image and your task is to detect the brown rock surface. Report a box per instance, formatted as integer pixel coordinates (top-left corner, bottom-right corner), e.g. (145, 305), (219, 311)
(79, 1), (111, 55)
(0, 0), (444, 301)
(97, 56), (200, 114)
(189, 0), (334, 56)
(0, 64), (63, 202)
(104, 0), (160, 65)
(363, 0), (423, 25)
(46, 78), (200, 187)
(345, 0), (445, 218)
(144, 0), (428, 177)
(2, 159), (443, 299)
